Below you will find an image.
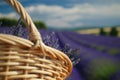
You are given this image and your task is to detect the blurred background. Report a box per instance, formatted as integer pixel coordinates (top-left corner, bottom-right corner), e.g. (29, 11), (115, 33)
(0, 0), (120, 80)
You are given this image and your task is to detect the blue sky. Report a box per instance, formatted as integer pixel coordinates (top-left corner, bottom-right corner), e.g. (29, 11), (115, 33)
(0, 0), (120, 29)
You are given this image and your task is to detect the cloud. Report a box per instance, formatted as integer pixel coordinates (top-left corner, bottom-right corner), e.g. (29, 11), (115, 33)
(46, 19), (71, 27)
(0, 12), (18, 18)
(25, 4), (84, 27)
(0, 2), (120, 28)
(25, 3), (120, 27)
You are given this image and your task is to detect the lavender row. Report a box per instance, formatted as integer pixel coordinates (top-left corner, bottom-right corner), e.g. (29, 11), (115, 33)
(63, 31), (120, 55)
(64, 31), (120, 48)
(56, 31), (119, 80)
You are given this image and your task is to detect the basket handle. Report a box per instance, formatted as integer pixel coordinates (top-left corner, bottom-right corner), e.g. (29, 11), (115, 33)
(5, 0), (73, 77)
(5, 0), (42, 47)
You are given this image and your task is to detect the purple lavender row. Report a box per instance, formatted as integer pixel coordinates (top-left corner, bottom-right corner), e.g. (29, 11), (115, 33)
(72, 32), (119, 48)
(63, 32), (120, 56)
(67, 32), (120, 48)
(56, 31), (119, 80)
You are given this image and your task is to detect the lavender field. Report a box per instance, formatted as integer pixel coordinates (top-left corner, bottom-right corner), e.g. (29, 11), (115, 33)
(0, 26), (120, 80)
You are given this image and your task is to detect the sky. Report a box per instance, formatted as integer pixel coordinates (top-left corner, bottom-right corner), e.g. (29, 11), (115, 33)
(0, 0), (120, 29)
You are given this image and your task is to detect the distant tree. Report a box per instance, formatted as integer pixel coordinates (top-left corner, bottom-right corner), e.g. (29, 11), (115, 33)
(0, 17), (47, 29)
(99, 28), (106, 35)
(0, 17), (17, 26)
(34, 21), (47, 29)
(109, 27), (118, 36)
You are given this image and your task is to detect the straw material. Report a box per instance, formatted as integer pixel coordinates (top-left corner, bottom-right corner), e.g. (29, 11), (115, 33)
(0, 0), (73, 80)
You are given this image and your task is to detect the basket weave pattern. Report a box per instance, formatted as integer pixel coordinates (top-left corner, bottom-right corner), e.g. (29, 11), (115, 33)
(0, 0), (72, 80)
(0, 38), (68, 80)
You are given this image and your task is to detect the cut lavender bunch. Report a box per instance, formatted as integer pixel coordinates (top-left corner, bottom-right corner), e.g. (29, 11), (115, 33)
(42, 32), (80, 80)
(11, 17), (23, 37)
(42, 32), (59, 49)
(3, 17), (25, 37)
(61, 44), (80, 66)
(43, 32), (80, 66)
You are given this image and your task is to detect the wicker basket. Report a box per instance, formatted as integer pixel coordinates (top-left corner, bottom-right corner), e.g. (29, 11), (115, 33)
(0, 0), (73, 80)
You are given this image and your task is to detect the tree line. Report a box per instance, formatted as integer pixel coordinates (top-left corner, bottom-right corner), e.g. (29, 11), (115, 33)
(99, 27), (119, 36)
(0, 17), (47, 29)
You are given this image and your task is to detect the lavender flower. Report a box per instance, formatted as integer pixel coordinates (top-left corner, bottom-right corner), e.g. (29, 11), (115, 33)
(3, 18), (24, 37)
(11, 18), (23, 37)
(61, 44), (80, 66)
(43, 32), (59, 49)
(43, 33), (80, 66)
(42, 32), (80, 80)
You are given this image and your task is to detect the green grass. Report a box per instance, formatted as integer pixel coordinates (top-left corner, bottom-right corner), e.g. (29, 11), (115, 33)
(108, 49), (119, 55)
(96, 46), (105, 51)
(89, 59), (118, 80)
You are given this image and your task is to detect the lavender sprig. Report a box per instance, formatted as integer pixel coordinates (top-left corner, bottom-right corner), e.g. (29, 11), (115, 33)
(3, 17), (25, 37)
(61, 44), (80, 66)
(43, 33), (80, 66)
(11, 17), (23, 37)
(43, 32), (59, 49)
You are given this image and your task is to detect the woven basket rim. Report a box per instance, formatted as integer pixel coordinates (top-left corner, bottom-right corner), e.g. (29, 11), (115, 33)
(0, 34), (33, 48)
(0, 33), (73, 76)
